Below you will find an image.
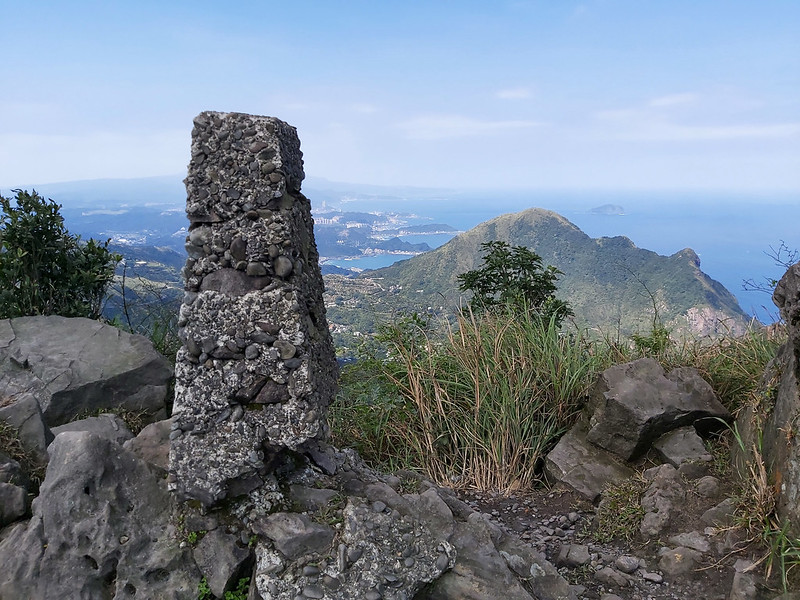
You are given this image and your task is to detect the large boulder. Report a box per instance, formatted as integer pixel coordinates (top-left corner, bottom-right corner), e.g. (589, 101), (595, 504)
(0, 431), (199, 599)
(0, 316), (172, 427)
(585, 358), (729, 461)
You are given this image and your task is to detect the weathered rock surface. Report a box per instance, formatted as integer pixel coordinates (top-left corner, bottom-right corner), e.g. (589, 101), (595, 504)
(0, 391), (52, 466)
(170, 111), (338, 506)
(640, 464), (687, 536)
(544, 426), (633, 502)
(546, 357), (730, 503)
(51, 412), (134, 447)
(192, 528), (252, 598)
(736, 262), (800, 537)
(123, 418), (173, 471)
(0, 481), (28, 526)
(0, 431), (199, 599)
(652, 425), (713, 467)
(0, 315), (171, 426)
(585, 358), (729, 461)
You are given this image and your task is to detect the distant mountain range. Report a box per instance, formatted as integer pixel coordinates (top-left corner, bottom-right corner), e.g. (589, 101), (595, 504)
(2, 176), (760, 344)
(326, 208), (751, 340)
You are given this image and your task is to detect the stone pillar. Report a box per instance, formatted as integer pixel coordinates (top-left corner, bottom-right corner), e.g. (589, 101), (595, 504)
(169, 111), (337, 505)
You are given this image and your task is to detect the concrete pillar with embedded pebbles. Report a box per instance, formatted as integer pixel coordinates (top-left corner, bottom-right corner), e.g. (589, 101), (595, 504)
(168, 111), (337, 505)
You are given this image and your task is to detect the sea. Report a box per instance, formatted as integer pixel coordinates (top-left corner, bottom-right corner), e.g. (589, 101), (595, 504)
(322, 190), (800, 324)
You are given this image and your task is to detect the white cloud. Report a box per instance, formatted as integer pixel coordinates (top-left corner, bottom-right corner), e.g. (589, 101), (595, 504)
(594, 93), (800, 142)
(495, 87), (532, 100)
(397, 115), (543, 140)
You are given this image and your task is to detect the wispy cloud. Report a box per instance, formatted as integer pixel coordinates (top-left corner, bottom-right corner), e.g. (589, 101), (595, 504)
(595, 93), (800, 142)
(495, 87), (532, 100)
(398, 115), (542, 140)
(648, 93), (698, 108)
(624, 122), (800, 141)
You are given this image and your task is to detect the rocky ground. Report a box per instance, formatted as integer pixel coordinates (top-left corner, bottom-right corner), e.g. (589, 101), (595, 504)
(458, 470), (795, 600)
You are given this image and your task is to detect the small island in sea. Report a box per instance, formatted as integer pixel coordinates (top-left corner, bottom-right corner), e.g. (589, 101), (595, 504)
(590, 204), (625, 215)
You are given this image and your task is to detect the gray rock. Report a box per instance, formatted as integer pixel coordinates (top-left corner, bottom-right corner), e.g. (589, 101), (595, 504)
(199, 268), (270, 295)
(657, 546), (701, 576)
(0, 481), (28, 525)
(496, 529), (577, 600)
(193, 527), (252, 598)
(556, 544), (591, 568)
(667, 530), (710, 553)
(652, 426), (712, 467)
(729, 559), (759, 600)
(641, 570), (663, 583)
(273, 255), (293, 278)
(51, 413), (133, 447)
(701, 497), (736, 528)
(613, 555), (640, 573)
(123, 418), (173, 471)
(0, 431), (199, 599)
(288, 484), (341, 511)
(253, 496), (457, 600)
(585, 358), (729, 461)
(0, 316), (171, 427)
(593, 566), (629, 588)
(0, 392), (52, 467)
(640, 464), (686, 536)
(544, 426), (634, 502)
(695, 475), (721, 498)
(0, 452), (27, 487)
(424, 518), (537, 600)
(254, 512), (335, 560)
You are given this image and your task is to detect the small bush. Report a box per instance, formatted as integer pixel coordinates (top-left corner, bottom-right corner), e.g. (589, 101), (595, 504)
(457, 241), (571, 325)
(0, 190), (120, 319)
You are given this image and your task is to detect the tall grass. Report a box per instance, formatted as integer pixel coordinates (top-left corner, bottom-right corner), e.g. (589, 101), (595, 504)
(331, 309), (784, 493)
(334, 307), (608, 491)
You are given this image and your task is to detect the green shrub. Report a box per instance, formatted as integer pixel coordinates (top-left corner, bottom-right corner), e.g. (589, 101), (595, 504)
(0, 190), (120, 319)
(457, 241), (572, 325)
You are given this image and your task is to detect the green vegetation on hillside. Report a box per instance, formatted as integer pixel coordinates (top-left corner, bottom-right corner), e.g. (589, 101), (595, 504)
(336, 208), (750, 343)
(0, 190), (120, 320)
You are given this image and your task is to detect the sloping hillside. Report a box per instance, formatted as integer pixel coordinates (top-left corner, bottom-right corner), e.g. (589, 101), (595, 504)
(353, 207), (750, 336)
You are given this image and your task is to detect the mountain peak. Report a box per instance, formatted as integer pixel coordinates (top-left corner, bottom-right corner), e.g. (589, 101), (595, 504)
(359, 207), (748, 337)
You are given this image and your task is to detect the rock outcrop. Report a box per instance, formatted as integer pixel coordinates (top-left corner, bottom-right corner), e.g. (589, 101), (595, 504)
(585, 358), (729, 461)
(736, 262), (800, 537)
(546, 357), (729, 501)
(0, 315), (171, 426)
(0, 431), (200, 599)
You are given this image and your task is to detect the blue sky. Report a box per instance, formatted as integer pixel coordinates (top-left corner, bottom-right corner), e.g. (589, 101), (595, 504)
(1, 0), (798, 191)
